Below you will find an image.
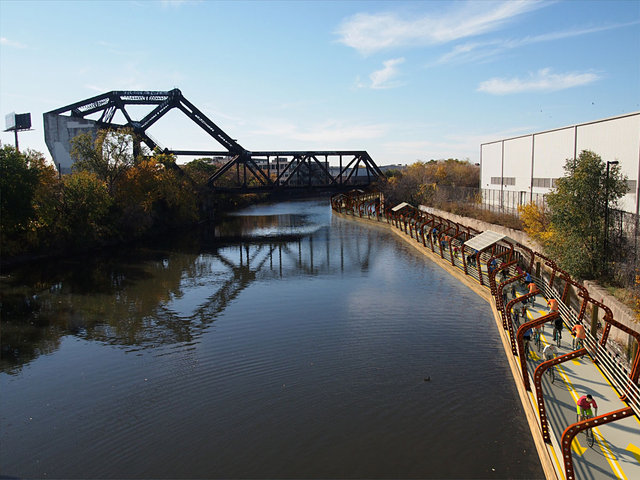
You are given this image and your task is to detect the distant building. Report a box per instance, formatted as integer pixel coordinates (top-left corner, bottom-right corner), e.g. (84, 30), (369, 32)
(480, 112), (640, 214)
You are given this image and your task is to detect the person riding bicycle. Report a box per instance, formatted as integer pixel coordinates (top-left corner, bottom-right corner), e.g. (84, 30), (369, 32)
(547, 298), (559, 313)
(528, 281), (539, 305)
(553, 317), (564, 342)
(543, 343), (558, 361)
(572, 323), (586, 349)
(577, 394), (598, 421)
(523, 327), (532, 354)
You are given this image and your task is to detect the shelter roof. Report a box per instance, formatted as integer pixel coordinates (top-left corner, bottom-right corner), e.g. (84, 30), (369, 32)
(391, 202), (413, 212)
(464, 230), (510, 252)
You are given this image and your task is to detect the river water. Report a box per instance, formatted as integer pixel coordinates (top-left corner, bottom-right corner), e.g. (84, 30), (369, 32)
(0, 199), (543, 479)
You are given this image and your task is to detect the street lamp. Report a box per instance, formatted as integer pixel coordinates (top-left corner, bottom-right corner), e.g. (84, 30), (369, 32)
(603, 160), (619, 274)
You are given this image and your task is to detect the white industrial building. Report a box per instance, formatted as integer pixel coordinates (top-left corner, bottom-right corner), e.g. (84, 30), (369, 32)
(480, 112), (640, 215)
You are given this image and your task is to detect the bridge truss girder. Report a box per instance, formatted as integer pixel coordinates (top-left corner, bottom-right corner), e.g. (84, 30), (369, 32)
(206, 150), (384, 192)
(45, 89), (245, 157)
(44, 89), (384, 191)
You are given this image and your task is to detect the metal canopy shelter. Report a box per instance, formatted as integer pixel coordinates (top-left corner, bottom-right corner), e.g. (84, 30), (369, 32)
(391, 202), (413, 212)
(463, 230), (509, 252)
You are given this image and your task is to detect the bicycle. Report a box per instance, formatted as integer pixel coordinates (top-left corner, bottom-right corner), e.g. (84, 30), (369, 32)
(577, 411), (595, 447)
(533, 329), (542, 351)
(548, 364), (556, 383)
(573, 335), (584, 350)
(554, 328), (562, 348)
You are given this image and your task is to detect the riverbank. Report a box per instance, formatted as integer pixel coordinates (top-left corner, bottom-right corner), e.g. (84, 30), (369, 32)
(333, 210), (559, 479)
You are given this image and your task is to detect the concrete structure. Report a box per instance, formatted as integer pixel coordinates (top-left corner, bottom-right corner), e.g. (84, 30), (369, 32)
(480, 112), (640, 214)
(43, 113), (99, 174)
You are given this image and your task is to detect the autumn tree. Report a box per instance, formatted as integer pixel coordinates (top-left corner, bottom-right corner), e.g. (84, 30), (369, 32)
(58, 171), (113, 245)
(521, 150), (628, 279)
(0, 146), (62, 254)
(71, 128), (138, 194)
(0, 146), (40, 241)
(380, 159), (479, 206)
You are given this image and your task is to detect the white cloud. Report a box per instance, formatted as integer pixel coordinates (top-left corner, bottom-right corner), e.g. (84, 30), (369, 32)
(1, 37), (27, 48)
(335, 0), (544, 55)
(369, 58), (405, 89)
(477, 68), (600, 95)
(436, 21), (640, 66)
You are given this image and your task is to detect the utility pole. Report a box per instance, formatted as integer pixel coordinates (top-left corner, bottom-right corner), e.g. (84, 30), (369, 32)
(604, 160), (619, 275)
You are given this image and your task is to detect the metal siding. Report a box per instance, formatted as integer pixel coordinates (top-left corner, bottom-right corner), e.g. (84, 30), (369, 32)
(503, 136), (532, 191)
(480, 112), (640, 213)
(532, 127), (575, 194)
(481, 142), (503, 188)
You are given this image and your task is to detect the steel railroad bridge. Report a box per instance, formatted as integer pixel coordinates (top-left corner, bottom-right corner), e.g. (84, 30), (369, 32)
(43, 89), (383, 193)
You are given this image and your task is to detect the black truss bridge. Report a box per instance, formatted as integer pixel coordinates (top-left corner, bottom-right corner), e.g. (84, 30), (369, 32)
(44, 89), (384, 193)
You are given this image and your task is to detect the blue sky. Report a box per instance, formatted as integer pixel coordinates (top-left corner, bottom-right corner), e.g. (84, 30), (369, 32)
(1, 0), (638, 166)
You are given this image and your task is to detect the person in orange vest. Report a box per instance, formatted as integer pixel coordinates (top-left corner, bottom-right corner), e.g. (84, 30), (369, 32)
(528, 281), (539, 305)
(572, 323), (586, 349)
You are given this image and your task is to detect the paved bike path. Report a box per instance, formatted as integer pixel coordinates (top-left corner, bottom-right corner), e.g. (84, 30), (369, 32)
(520, 294), (640, 480)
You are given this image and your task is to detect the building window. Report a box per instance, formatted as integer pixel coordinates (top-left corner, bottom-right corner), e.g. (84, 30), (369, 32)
(491, 177), (501, 185)
(533, 178), (552, 188)
(626, 180), (637, 193)
(503, 177), (516, 186)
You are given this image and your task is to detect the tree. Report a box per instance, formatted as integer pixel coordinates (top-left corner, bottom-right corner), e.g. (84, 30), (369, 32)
(0, 146), (40, 238)
(544, 150), (627, 279)
(0, 146), (61, 254)
(70, 128), (137, 193)
(379, 159), (479, 206)
(114, 156), (199, 237)
(59, 171), (113, 245)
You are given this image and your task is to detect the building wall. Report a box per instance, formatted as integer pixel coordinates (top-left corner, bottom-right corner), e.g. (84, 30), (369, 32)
(480, 112), (640, 214)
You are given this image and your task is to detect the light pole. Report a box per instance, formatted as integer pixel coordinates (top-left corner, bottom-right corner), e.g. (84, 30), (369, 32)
(603, 160), (619, 274)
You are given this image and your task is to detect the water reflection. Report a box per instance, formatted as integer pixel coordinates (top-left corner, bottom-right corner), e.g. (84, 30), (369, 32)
(0, 199), (544, 479)
(1, 202), (381, 373)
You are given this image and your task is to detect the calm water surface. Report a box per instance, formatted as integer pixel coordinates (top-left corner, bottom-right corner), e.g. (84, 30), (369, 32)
(1, 199), (543, 479)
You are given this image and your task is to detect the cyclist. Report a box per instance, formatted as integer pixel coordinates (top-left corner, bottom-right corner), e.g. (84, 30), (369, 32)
(543, 343), (558, 380)
(577, 394), (598, 421)
(523, 327), (532, 356)
(547, 298), (559, 313)
(533, 323), (543, 350)
(543, 343), (558, 361)
(528, 281), (539, 305)
(553, 316), (564, 344)
(572, 323), (587, 349)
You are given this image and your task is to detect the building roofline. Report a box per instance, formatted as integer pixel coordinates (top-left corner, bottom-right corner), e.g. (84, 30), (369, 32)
(480, 111), (640, 147)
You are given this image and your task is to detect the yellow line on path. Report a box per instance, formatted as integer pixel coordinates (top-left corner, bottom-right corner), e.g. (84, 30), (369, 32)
(593, 429), (629, 479)
(627, 444), (640, 464)
(557, 353), (629, 478)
